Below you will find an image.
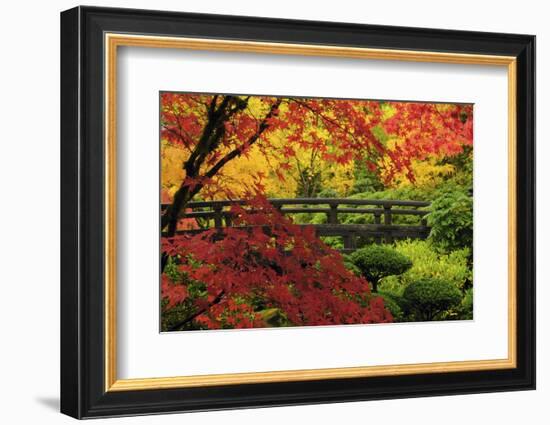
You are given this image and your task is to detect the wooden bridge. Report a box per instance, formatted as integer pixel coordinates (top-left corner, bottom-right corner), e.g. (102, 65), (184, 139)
(162, 198), (431, 252)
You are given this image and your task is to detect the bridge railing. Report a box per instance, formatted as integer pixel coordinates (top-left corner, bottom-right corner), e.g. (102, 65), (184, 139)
(161, 198), (431, 250)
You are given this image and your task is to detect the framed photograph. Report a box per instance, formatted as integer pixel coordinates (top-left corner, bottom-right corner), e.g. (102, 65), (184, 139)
(60, 6), (535, 419)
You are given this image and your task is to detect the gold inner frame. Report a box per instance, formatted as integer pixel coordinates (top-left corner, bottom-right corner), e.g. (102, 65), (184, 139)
(104, 33), (518, 392)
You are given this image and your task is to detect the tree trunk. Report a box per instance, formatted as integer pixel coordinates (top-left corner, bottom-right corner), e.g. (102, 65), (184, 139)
(371, 279), (379, 293)
(160, 97), (282, 273)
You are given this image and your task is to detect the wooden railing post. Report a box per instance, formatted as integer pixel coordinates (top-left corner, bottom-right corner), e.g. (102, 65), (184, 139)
(343, 233), (357, 251)
(213, 204), (223, 228)
(224, 213), (232, 227)
(328, 202), (339, 224)
(383, 205), (393, 243)
(374, 211), (382, 244)
(383, 205), (392, 225)
(421, 215), (427, 226)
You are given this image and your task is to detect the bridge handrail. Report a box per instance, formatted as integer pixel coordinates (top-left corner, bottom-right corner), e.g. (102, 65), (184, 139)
(161, 197), (430, 210)
(162, 197), (431, 248)
(166, 208), (428, 219)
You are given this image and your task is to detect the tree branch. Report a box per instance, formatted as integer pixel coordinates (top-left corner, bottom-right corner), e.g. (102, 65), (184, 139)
(168, 290), (226, 331)
(205, 99), (282, 179)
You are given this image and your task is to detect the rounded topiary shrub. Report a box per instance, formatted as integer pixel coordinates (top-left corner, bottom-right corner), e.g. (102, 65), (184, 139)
(376, 291), (404, 321)
(402, 278), (462, 321)
(349, 245), (412, 292)
(342, 255), (362, 277)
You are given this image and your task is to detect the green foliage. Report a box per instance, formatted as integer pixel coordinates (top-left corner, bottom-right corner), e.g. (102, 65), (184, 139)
(290, 212), (326, 227)
(342, 187), (430, 227)
(350, 161), (385, 195)
(161, 300), (207, 332)
(349, 245), (412, 292)
(427, 190), (473, 251)
(161, 256), (212, 331)
(163, 255), (181, 281)
(320, 236), (344, 250)
(402, 278), (462, 321)
(342, 255), (362, 277)
(350, 184), (431, 203)
(379, 240), (472, 294)
(257, 308), (290, 327)
(317, 187), (339, 198)
(430, 287), (473, 322)
(377, 291), (404, 321)
(437, 145), (473, 189)
(456, 288), (474, 320)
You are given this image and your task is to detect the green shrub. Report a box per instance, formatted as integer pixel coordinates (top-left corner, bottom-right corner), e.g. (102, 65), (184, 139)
(317, 188), (338, 198)
(379, 240), (471, 294)
(377, 291), (404, 321)
(349, 245), (412, 292)
(321, 236), (344, 250)
(427, 190), (473, 251)
(342, 255), (362, 276)
(456, 288), (474, 320)
(437, 145), (473, 189)
(291, 211), (327, 225)
(349, 185), (431, 203)
(349, 159), (385, 195)
(402, 278), (462, 321)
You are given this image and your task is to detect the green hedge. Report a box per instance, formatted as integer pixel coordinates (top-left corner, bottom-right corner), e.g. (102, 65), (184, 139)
(402, 278), (462, 321)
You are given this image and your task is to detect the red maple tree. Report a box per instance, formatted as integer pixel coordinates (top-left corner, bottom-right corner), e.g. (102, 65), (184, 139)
(162, 193), (392, 330)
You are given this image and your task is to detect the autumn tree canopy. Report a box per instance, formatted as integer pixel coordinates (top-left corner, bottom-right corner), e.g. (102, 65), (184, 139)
(160, 93), (473, 236)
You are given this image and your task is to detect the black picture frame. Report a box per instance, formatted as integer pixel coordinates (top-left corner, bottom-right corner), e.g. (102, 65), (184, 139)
(61, 5), (535, 419)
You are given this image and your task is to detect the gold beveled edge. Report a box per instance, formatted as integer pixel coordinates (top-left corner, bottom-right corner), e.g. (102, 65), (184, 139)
(107, 33), (517, 65)
(507, 60), (518, 368)
(105, 33), (118, 390)
(109, 358), (515, 391)
(104, 32), (518, 392)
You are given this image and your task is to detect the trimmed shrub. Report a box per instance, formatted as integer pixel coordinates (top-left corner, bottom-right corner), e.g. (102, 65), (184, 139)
(379, 240), (472, 294)
(342, 255), (362, 277)
(349, 245), (412, 292)
(402, 278), (462, 321)
(377, 291), (404, 322)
